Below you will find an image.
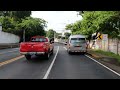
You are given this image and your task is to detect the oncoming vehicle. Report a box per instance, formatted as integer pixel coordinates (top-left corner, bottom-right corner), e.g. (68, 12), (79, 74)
(67, 35), (87, 54)
(20, 36), (54, 60)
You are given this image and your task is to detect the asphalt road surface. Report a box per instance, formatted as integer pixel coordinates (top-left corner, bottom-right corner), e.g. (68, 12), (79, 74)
(0, 43), (120, 79)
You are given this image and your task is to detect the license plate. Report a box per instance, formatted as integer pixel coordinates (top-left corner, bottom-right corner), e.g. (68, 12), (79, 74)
(29, 52), (36, 55)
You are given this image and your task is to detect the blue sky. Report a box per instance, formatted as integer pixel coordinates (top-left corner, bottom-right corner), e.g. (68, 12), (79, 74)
(31, 11), (82, 33)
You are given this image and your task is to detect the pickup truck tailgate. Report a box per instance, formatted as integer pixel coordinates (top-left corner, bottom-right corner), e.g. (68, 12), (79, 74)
(20, 42), (47, 52)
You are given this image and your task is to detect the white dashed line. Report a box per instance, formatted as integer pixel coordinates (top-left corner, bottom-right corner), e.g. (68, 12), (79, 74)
(64, 47), (67, 50)
(43, 46), (59, 79)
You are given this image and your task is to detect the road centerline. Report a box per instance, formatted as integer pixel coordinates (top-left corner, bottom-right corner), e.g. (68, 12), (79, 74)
(43, 46), (59, 79)
(0, 55), (24, 67)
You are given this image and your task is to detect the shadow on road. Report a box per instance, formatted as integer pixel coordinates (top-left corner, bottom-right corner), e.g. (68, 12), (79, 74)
(69, 52), (86, 56)
(24, 55), (53, 63)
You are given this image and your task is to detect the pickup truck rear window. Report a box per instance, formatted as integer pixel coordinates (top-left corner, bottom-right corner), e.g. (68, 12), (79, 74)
(31, 38), (47, 42)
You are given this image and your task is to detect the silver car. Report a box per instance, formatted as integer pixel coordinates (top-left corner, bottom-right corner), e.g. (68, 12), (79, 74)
(67, 35), (87, 54)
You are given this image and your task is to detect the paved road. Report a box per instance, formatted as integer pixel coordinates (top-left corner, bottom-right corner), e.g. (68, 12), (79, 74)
(0, 43), (120, 79)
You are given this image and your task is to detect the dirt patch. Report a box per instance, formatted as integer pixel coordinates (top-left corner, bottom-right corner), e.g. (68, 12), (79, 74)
(101, 57), (120, 66)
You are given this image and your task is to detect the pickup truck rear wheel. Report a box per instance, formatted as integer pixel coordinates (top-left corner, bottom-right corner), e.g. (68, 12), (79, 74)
(45, 53), (50, 59)
(51, 49), (54, 55)
(25, 55), (31, 60)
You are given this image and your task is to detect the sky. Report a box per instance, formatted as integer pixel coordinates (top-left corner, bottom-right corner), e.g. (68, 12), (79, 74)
(31, 11), (82, 33)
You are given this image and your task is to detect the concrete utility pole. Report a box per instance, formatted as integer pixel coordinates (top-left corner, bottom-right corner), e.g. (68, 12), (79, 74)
(0, 23), (2, 31)
(54, 31), (55, 41)
(117, 21), (119, 55)
(23, 29), (25, 42)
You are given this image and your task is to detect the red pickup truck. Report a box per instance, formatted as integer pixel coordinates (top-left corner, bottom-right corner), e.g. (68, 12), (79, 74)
(20, 36), (54, 60)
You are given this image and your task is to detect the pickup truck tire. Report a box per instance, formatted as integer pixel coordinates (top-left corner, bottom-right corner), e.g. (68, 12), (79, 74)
(51, 49), (54, 55)
(45, 52), (50, 59)
(25, 55), (31, 60)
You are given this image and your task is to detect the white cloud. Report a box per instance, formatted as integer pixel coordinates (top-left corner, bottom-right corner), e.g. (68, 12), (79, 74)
(31, 11), (82, 33)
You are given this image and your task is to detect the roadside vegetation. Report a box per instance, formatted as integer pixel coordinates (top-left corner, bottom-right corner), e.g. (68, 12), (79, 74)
(66, 11), (120, 41)
(0, 11), (47, 42)
(65, 11), (120, 58)
(93, 49), (120, 62)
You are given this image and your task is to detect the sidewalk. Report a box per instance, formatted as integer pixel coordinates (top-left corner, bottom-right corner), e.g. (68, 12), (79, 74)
(87, 49), (120, 74)
(0, 43), (19, 49)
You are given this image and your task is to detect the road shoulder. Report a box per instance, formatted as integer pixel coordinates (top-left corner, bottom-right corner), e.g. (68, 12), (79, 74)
(87, 49), (120, 74)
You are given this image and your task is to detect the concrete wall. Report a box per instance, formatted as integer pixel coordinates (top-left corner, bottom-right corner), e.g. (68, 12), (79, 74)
(0, 25), (20, 44)
(108, 39), (120, 54)
(90, 38), (120, 55)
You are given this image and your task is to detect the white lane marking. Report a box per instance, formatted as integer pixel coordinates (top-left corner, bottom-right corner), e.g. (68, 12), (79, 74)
(0, 50), (19, 55)
(64, 47), (67, 50)
(43, 46), (59, 79)
(85, 55), (120, 77)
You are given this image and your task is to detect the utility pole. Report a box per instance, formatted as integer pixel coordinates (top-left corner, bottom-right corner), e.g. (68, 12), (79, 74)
(23, 29), (25, 42)
(117, 21), (119, 55)
(0, 23), (2, 31)
(54, 31), (55, 41)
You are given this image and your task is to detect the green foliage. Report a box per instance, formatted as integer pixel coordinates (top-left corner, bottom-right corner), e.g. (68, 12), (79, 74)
(57, 35), (62, 39)
(0, 16), (16, 33)
(64, 32), (71, 39)
(11, 11), (31, 22)
(0, 11), (12, 17)
(94, 49), (120, 62)
(0, 11), (47, 42)
(65, 11), (120, 40)
(54, 33), (61, 39)
(46, 29), (56, 39)
(18, 17), (47, 40)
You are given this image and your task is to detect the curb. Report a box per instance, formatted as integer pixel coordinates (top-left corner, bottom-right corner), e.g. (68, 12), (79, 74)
(86, 51), (120, 66)
(0, 43), (19, 50)
(86, 52), (102, 59)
